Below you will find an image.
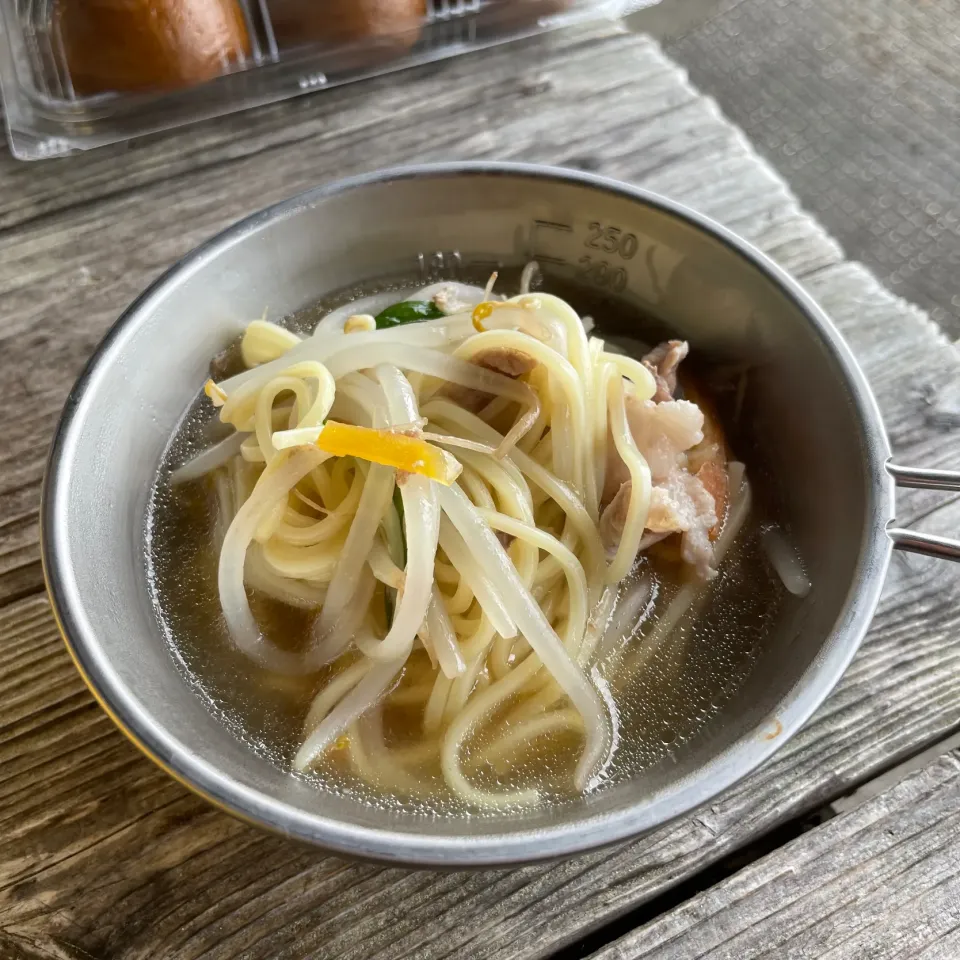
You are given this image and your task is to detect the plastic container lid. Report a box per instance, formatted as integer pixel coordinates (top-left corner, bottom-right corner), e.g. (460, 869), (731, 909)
(0, 0), (656, 160)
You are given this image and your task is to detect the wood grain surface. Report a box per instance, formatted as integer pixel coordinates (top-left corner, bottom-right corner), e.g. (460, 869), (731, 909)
(593, 749), (960, 960)
(1, 23), (959, 960)
(665, 0), (960, 338)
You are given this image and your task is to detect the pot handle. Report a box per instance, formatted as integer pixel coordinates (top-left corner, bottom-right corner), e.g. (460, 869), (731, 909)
(886, 462), (960, 562)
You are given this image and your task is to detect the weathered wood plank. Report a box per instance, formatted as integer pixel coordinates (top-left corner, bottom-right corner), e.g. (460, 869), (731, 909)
(665, 0), (960, 338)
(1, 25), (960, 960)
(0, 22), (663, 231)
(0, 26), (846, 603)
(591, 749), (960, 960)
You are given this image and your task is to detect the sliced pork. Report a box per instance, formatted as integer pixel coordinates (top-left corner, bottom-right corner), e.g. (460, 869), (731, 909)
(642, 339), (688, 402)
(601, 344), (727, 579)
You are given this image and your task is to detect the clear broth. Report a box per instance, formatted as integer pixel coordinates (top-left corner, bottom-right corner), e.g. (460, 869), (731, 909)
(146, 270), (788, 816)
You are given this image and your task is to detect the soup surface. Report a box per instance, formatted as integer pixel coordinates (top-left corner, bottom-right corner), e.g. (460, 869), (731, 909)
(146, 269), (790, 816)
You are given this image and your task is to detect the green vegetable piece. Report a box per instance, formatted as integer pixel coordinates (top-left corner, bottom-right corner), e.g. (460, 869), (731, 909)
(374, 300), (445, 329)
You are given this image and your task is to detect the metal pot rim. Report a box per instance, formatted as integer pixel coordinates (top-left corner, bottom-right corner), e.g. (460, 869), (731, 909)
(41, 161), (897, 866)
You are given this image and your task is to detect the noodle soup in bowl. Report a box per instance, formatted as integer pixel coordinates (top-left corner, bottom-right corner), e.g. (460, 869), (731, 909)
(43, 163), (954, 866)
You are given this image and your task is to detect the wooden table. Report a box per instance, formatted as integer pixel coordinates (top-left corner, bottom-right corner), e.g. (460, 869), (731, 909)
(2, 23), (960, 960)
(661, 0), (960, 340)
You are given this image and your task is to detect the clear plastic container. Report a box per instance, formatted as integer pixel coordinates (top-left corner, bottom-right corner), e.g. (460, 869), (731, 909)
(0, 0), (648, 160)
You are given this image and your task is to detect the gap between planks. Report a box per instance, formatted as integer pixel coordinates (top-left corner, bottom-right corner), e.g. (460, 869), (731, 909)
(586, 747), (960, 960)
(552, 724), (960, 960)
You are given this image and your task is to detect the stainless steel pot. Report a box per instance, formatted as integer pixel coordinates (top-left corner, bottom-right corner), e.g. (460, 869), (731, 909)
(42, 163), (960, 866)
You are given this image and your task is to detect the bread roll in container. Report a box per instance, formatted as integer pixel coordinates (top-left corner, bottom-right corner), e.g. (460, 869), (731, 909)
(0, 1), (654, 157)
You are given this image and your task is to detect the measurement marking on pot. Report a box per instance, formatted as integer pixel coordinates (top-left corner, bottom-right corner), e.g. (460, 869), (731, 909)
(532, 219), (574, 233)
(529, 220), (573, 267)
(527, 218), (634, 293)
(576, 256), (628, 292)
(584, 221), (639, 260)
